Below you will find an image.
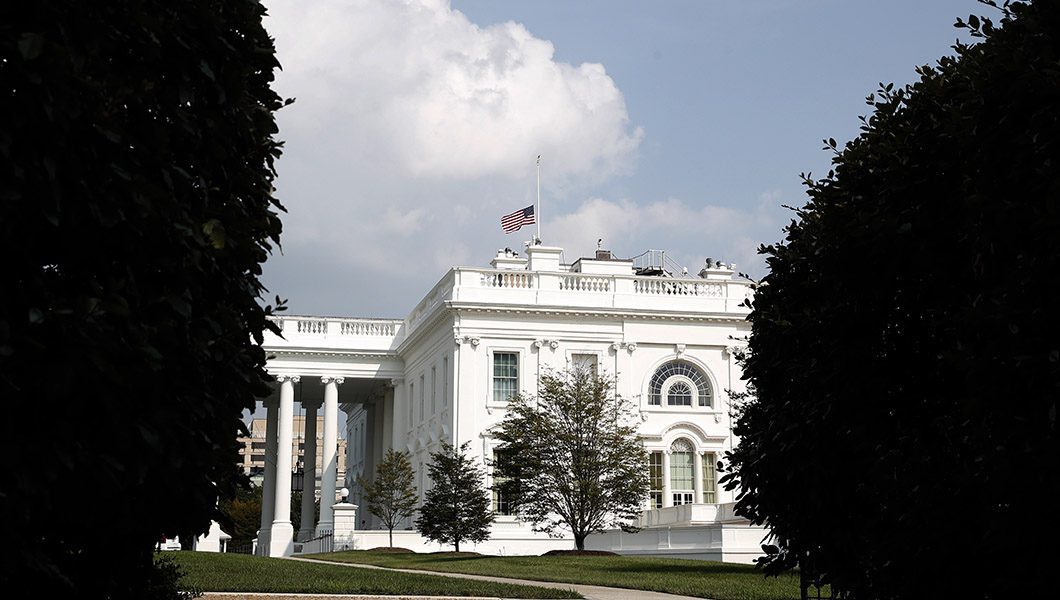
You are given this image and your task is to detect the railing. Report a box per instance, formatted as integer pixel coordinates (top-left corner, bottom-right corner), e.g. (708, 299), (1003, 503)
(297, 318), (328, 334)
(480, 271), (534, 289)
(226, 540), (255, 555)
(340, 320), (397, 336)
(268, 316), (403, 338)
(557, 273), (611, 292)
(634, 278), (725, 297)
(299, 530), (333, 554)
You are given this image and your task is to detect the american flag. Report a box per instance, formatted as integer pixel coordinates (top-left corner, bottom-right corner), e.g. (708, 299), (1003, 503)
(500, 205), (535, 233)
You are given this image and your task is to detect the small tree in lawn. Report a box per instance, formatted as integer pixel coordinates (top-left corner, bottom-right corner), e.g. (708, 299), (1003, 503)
(358, 448), (417, 548)
(415, 442), (493, 552)
(494, 367), (649, 550)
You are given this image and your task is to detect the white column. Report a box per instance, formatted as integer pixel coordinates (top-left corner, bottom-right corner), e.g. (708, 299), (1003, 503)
(298, 399), (321, 542)
(269, 375), (298, 557)
(693, 451), (704, 505)
(256, 397), (278, 555)
(662, 450), (673, 508)
(316, 376), (343, 535)
(389, 378), (405, 455)
(382, 387), (394, 456)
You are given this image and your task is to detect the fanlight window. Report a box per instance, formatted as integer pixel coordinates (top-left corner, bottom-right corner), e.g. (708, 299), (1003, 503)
(648, 361), (712, 407)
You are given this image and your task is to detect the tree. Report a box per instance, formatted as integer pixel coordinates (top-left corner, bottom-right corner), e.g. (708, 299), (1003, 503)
(219, 484), (263, 545)
(358, 448), (418, 548)
(494, 368), (649, 550)
(415, 442), (493, 552)
(722, 2), (1060, 598)
(0, 1), (286, 596)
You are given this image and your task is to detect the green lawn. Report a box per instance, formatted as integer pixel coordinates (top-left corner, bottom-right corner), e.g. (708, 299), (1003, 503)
(165, 551), (580, 598)
(304, 551), (812, 600)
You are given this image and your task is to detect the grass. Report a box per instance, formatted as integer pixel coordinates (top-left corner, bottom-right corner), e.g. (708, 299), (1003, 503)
(304, 551), (812, 600)
(165, 551), (580, 598)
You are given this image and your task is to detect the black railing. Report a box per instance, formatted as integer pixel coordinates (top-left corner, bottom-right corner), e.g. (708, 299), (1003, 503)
(226, 540), (255, 555)
(302, 530), (333, 554)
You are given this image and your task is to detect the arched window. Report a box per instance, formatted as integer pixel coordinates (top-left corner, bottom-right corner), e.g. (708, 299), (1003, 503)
(648, 361), (712, 407)
(669, 438), (695, 505)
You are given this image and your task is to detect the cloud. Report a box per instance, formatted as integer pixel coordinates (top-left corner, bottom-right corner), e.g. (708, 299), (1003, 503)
(259, 0), (648, 317)
(265, 0), (642, 183)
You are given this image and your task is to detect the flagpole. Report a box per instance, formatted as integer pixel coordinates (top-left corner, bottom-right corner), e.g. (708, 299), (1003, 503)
(536, 155), (541, 244)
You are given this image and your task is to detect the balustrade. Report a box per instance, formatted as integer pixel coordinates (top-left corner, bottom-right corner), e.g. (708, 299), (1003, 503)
(297, 319), (328, 334)
(557, 273), (611, 292)
(480, 271), (533, 289)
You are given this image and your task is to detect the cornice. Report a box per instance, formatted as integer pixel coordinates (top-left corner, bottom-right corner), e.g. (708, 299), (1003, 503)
(396, 305), (456, 355)
(445, 301), (749, 324)
(264, 347), (400, 361)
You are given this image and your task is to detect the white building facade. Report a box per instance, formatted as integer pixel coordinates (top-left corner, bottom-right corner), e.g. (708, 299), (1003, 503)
(255, 245), (766, 561)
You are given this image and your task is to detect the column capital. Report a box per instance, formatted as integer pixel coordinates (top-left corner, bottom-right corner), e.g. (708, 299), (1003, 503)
(389, 378), (405, 387)
(321, 376), (345, 385)
(301, 398), (323, 410)
(275, 374), (301, 384)
(455, 335), (480, 347)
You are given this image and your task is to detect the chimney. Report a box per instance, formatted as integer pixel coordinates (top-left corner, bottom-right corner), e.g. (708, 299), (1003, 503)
(596, 249), (612, 260)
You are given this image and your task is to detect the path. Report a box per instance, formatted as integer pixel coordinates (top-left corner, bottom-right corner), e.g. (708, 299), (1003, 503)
(260, 556), (710, 600)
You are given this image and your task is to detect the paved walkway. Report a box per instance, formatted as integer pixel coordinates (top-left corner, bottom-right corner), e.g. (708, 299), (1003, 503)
(204, 556), (706, 600)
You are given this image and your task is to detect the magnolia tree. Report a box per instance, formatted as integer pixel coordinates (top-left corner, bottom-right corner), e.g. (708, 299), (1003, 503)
(358, 448), (418, 548)
(1, 0), (286, 596)
(494, 368), (648, 550)
(722, 2), (1060, 598)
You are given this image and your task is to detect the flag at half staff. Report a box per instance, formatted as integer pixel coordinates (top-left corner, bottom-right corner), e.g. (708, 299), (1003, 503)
(501, 205), (535, 233)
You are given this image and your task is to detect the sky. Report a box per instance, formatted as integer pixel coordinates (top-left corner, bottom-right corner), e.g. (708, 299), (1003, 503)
(259, 0), (978, 319)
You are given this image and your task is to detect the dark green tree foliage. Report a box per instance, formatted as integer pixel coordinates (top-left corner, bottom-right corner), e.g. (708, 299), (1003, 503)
(495, 368), (648, 550)
(416, 442), (493, 552)
(722, 2), (1059, 598)
(219, 484), (263, 545)
(0, 1), (286, 597)
(359, 448), (418, 548)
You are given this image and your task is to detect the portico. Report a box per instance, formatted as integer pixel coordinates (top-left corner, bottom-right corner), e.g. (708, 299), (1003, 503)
(254, 317), (404, 557)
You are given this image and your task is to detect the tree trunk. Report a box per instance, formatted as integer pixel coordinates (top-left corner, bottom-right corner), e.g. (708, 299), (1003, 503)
(455, 538), (460, 552)
(574, 532), (586, 551)
(388, 527), (393, 548)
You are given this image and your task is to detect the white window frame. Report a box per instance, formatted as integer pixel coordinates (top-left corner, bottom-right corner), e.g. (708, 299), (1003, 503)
(567, 350), (601, 377)
(643, 358), (718, 413)
(490, 349), (521, 405)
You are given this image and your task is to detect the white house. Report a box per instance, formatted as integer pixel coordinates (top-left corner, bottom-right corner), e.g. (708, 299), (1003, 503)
(255, 244), (767, 562)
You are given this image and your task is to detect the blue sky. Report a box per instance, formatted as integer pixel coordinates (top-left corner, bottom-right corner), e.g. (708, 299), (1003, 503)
(261, 0), (977, 318)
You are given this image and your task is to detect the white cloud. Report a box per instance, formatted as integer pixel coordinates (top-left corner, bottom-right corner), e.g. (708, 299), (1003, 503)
(259, 0), (647, 316)
(265, 0), (642, 182)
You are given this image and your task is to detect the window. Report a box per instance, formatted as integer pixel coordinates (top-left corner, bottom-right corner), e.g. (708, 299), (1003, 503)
(667, 381), (692, 406)
(571, 353), (598, 376)
(431, 366), (437, 416)
(408, 382), (414, 427)
(649, 452), (664, 509)
(493, 352), (518, 403)
(670, 438), (695, 506)
(419, 374), (425, 421)
(648, 360), (713, 407)
(442, 357), (449, 407)
(702, 452), (717, 503)
(491, 448), (518, 516)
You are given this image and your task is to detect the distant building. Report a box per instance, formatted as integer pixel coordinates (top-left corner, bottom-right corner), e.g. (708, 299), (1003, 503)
(237, 416), (346, 494)
(254, 244), (767, 561)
